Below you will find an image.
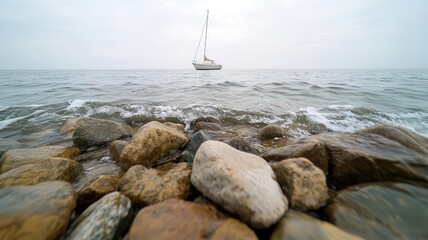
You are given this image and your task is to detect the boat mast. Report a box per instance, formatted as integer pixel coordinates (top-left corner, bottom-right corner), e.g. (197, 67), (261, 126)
(204, 10), (209, 61)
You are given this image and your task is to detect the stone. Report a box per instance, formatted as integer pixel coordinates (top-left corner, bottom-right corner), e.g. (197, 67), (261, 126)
(0, 181), (76, 240)
(257, 124), (286, 140)
(64, 192), (132, 240)
(73, 117), (134, 148)
(109, 140), (128, 162)
(271, 210), (363, 240)
(263, 136), (328, 174)
(180, 131), (209, 163)
(191, 140), (287, 228)
(118, 121), (188, 170)
(194, 121), (225, 131)
(0, 157), (83, 188)
(119, 162), (191, 207)
(0, 145), (80, 173)
(271, 158), (328, 211)
(77, 175), (121, 207)
(228, 136), (260, 155)
(60, 117), (82, 137)
(325, 182), (428, 240)
(129, 199), (257, 240)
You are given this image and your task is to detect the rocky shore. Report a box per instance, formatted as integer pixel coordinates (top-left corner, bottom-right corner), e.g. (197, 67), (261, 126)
(0, 116), (427, 240)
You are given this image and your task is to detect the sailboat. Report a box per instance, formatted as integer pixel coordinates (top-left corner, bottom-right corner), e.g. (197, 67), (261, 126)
(193, 10), (222, 70)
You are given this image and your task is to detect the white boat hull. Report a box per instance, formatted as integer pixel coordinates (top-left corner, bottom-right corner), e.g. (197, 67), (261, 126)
(193, 63), (222, 70)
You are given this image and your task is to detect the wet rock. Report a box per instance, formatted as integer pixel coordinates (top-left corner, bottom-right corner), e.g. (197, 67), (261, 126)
(118, 121), (188, 170)
(0, 145), (80, 173)
(228, 136), (260, 155)
(73, 117), (134, 148)
(0, 181), (76, 240)
(271, 210), (363, 240)
(60, 117), (82, 137)
(64, 192), (132, 240)
(325, 182), (428, 240)
(129, 199), (257, 240)
(258, 124), (286, 140)
(163, 122), (185, 131)
(0, 157), (82, 188)
(119, 162), (191, 206)
(194, 121), (225, 131)
(180, 131), (209, 163)
(110, 140), (128, 162)
(191, 140), (287, 228)
(271, 158), (328, 211)
(263, 136), (328, 174)
(77, 175), (121, 207)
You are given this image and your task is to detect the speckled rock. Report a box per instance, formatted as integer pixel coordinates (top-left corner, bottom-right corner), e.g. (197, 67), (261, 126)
(271, 158), (328, 211)
(0, 157), (83, 188)
(180, 131), (209, 163)
(73, 117), (134, 148)
(109, 140), (128, 162)
(119, 162), (191, 206)
(0, 181), (76, 240)
(258, 124), (286, 140)
(191, 140), (287, 228)
(77, 175), (121, 207)
(325, 182), (428, 240)
(271, 210), (363, 240)
(64, 191), (132, 240)
(129, 199), (257, 240)
(0, 146), (80, 173)
(118, 121), (188, 170)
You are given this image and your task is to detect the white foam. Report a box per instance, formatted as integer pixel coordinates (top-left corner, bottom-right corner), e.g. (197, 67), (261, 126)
(0, 116), (26, 130)
(66, 99), (87, 111)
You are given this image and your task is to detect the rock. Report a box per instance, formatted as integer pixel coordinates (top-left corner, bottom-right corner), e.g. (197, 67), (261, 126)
(119, 162), (191, 207)
(77, 175), (121, 207)
(258, 124), (286, 140)
(228, 136), (260, 155)
(263, 136), (328, 174)
(271, 210), (363, 240)
(194, 121), (225, 131)
(60, 117), (82, 137)
(191, 140), (287, 228)
(320, 124), (428, 189)
(325, 182), (428, 240)
(0, 157), (83, 188)
(0, 181), (76, 240)
(64, 191), (132, 240)
(271, 158), (328, 211)
(73, 117), (134, 148)
(110, 140), (128, 162)
(0, 146), (80, 173)
(180, 131), (209, 163)
(163, 122), (185, 131)
(118, 121), (188, 170)
(129, 199), (257, 240)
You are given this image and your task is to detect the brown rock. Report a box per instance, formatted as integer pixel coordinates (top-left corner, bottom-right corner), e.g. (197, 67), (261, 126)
(0, 157), (83, 188)
(271, 158), (328, 211)
(228, 136), (260, 155)
(60, 117), (82, 136)
(118, 121), (188, 170)
(258, 124), (286, 140)
(110, 140), (128, 162)
(129, 199), (257, 240)
(119, 162), (191, 206)
(0, 146), (80, 173)
(194, 121), (225, 131)
(77, 175), (121, 207)
(0, 181), (76, 240)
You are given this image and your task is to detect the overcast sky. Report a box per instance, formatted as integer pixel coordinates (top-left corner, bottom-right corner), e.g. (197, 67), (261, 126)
(0, 0), (427, 69)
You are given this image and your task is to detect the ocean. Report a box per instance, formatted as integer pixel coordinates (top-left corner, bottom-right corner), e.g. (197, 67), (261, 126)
(1, 69), (427, 154)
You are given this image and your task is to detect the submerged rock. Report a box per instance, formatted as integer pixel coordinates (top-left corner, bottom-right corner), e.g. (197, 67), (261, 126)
(325, 182), (428, 240)
(129, 199), (257, 240)
(73, 117), (134, 148)
(60, 117), (82, 137)
(0, 157), (82, 188)
(271, 158), (328, 211)
(64, 191), (132, 240)
(191, 140), (287, 228)
(180, 131), (209, 163)
(194, 121), (225, 131)
(0, 181), (76, 240)
(0, 145), (80, 173)
(271, 210), (363, 240)
(258, 124), (286, 140)
(118, 121), (188, 170)
(119, 162), (191, 207)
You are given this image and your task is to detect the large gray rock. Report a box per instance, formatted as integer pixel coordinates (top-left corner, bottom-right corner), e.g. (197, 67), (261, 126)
(325, 182), (428, 240)
(0, 181), (76, 240)
(271, 210), (363, 240)
(73, 117), (134, 148)
(118, 121), (188, 170)
(191, 140), (288, 228)
(119, 162), (191, 207)
(180, 131), (209, 163)
(64, 191), (132, 240)
(271, 158), (328, 211)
